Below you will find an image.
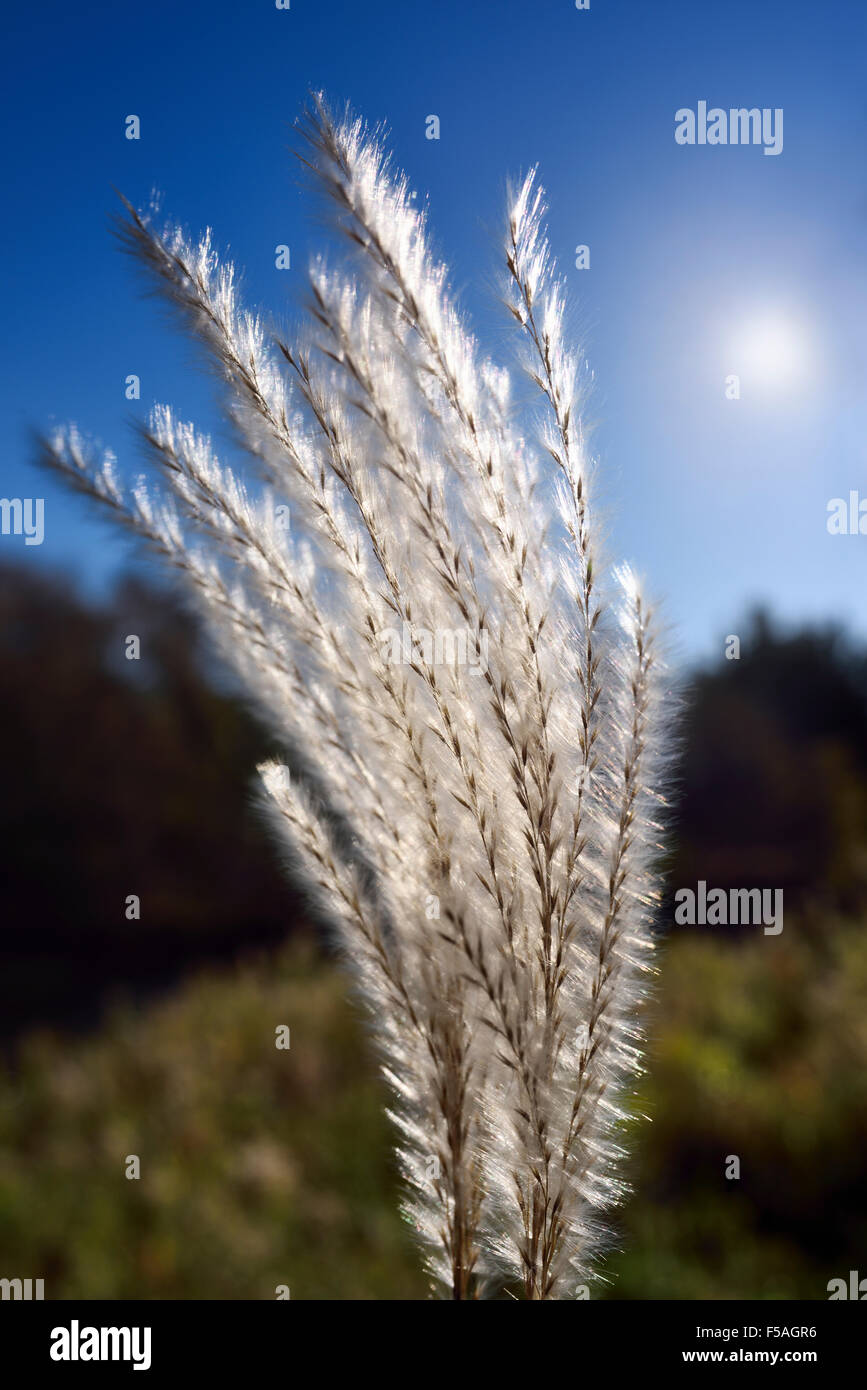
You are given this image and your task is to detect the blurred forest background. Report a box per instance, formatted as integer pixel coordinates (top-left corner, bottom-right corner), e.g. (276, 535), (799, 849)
(0, 560), (865, 1299)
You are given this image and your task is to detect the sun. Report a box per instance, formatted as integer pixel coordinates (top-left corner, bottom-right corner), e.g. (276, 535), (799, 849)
(730, 309), (813, 393)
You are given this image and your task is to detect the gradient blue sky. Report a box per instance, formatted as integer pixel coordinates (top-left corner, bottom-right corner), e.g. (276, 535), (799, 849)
(2, 0), (866, 660)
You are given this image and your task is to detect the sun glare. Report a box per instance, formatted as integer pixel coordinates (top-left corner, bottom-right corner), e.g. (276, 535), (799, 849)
(730, 310), (813, 392)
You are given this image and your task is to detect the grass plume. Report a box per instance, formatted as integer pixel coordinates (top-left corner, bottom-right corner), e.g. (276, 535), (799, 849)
(39, 95), (674, 1299)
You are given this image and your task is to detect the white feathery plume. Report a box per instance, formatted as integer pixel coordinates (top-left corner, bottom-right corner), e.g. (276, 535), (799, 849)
(39, 97), (674, 1299)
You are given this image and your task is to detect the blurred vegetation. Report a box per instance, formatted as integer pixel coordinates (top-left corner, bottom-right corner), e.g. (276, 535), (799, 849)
(608, 908), (867, 1298)
(0, 941), (425, 1299)
(0, 564), (298, 1041)
(0, 565), (865, 1298)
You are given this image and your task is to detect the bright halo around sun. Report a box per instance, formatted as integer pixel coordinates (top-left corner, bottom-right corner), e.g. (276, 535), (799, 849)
(730, 309), (814, 393)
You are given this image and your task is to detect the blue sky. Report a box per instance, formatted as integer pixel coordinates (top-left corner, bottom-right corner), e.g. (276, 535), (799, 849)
(2, 0), (866, 661)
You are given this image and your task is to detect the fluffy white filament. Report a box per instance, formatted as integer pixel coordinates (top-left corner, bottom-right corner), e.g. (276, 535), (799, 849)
(41, 96), (672, 1300)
